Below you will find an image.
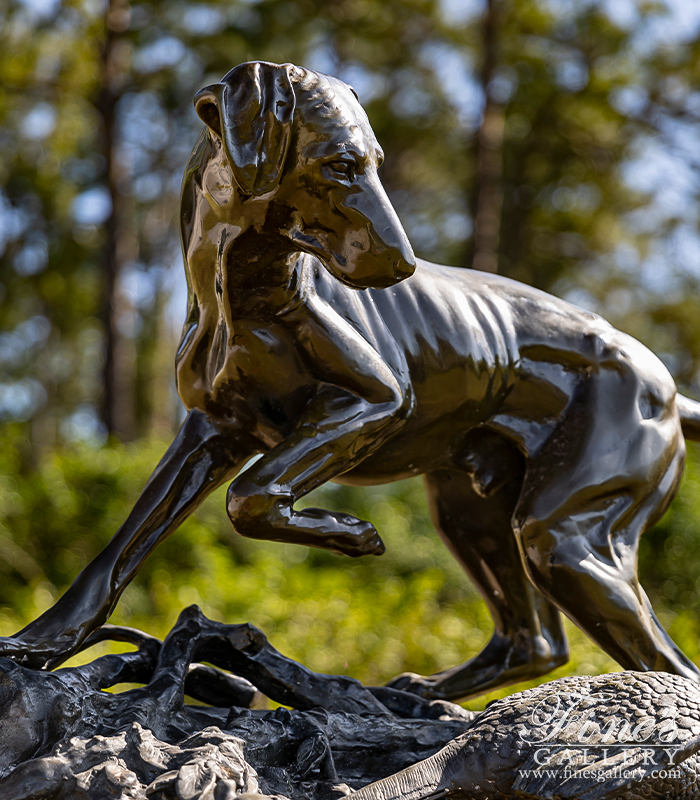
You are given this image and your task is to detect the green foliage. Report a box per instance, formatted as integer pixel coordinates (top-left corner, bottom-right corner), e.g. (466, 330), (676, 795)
(639, 444), (700, 610)
(3, 0), (700, 440)
(5, 427), (700, 710)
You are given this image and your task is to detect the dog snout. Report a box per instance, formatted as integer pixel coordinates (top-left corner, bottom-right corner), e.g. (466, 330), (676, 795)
(341, 175), (416, 287)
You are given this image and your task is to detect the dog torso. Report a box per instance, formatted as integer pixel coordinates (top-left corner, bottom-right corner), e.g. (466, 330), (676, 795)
(181, 249), (676, 491)
(319, 257), (675, 485)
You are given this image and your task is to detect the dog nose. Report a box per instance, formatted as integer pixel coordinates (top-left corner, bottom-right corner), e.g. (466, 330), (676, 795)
(380, 241), (415, 285)
(347, 236), (415, 289)
(389, 234), (416, 281)
(372, 204), (416, 280)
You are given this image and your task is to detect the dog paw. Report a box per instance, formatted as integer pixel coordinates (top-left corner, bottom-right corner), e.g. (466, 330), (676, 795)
(356, 529), (386, 556)
(385, 672), (437, 698)
(332, 519), (385, 558)
(0, 634), (59, 670)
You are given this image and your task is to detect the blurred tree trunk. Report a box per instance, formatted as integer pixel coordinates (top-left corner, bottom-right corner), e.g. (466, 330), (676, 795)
(134, 273), (175, 438)
(97, 0), (134, 440)
(149, 287), (182, 438)
(471, 0), (505, 274)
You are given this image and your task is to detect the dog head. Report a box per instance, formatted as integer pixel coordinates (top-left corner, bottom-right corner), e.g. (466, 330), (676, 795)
(192, 61), (415, 289)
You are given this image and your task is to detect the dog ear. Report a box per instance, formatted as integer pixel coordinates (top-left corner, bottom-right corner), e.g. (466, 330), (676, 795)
(194, 62), (295, 196)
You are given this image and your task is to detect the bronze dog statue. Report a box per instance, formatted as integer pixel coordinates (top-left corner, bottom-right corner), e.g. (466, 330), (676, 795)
(4, 61), (700, 701)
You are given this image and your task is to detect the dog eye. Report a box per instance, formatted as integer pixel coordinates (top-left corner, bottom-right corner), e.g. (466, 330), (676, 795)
(327, 160), (356, 180)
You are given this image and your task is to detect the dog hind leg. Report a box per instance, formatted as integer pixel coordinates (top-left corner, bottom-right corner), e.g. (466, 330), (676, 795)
(515, 373), (700, 681)
(517, 460), (700, 679)
(388, 468), (568, 702)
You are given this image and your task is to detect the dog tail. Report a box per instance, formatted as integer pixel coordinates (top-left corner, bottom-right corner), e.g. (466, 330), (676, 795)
(677, 393), (700, 441)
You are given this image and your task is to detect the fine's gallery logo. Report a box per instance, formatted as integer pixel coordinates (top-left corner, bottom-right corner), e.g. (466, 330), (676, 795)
(516, 690), (688, 784)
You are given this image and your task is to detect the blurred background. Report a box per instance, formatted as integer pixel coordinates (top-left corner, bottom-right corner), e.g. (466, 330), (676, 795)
(1, 0), (700, 707)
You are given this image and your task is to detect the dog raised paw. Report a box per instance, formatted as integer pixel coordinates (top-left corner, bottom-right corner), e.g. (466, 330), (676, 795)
(385, 672), (438, 699)
(329, 519), (386, 558)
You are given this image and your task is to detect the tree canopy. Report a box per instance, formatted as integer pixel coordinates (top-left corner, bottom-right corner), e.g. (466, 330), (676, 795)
(2, 0), (700, 444)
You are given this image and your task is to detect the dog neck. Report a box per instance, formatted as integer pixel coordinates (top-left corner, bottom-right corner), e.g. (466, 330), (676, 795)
(218, 215), (306, 317)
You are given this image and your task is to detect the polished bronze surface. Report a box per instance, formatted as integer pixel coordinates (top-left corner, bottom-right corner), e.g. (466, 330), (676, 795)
(4, 61), (700, 700)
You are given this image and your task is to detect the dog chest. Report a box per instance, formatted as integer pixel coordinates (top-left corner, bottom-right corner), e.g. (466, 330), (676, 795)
(207, 319), (316, 430)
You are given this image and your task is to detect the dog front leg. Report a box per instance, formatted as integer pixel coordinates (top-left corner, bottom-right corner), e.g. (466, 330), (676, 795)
(0, 410), (261, 669)
(227, 385), (407, 557)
